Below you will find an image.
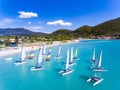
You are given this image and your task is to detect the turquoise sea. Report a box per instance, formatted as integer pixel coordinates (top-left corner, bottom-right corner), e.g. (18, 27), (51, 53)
(0, 40), (120, 90)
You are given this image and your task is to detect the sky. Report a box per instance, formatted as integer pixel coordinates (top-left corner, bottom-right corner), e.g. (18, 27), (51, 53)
(0, 0), (120, 33)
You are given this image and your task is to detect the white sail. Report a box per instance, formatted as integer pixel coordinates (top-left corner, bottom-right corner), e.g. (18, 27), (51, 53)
(58, 45), (61, 56)
(21, 46), (26, 61)
(37, 48), (43, 65)
(65, 49), (69, 69)
(92, 49), (95, 60)
(70, 47), (73, 63)
(43, 45), (46, 55)
(98, 50), (102, 67)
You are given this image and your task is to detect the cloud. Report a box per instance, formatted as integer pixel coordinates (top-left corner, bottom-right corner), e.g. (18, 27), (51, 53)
(18, 11), (38, 18)
(47, 20), (72, 26)
(0, 18), (15, 27)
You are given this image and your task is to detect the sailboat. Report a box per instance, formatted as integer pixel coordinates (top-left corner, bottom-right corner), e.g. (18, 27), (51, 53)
(54, 45), (62, 58)
(44, 47), (52, 61)
(93, 50), (108, 72)
(42, 44), (46, 55)
(69, 47), (76, 66)
(14, 46), (26, 65)
(87, 71), (104, 86)
(31, 48), (43, 71)
(59, 49), (74, 75)
(28, 46), (35, 59)
(90, 49), (95, 62)
(73, 48), (79, 60)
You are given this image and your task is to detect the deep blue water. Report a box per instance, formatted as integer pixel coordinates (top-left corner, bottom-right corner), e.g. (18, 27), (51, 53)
(0, 40), (120, 90)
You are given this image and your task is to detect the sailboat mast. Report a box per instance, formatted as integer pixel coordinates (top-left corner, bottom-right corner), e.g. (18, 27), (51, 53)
(65, 49), (69, 69)
(37, 48), (42, 67)
(21, 45), (26, 61)
(92, 49), (95, 60)
(70, 47), (73, 62)
(98, 50), (102, 68)
(58, 45), (61, 56)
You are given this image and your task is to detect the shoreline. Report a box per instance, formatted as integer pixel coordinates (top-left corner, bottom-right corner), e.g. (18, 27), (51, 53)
(0, 40), (79, 58)
(0, 39), (116, 58)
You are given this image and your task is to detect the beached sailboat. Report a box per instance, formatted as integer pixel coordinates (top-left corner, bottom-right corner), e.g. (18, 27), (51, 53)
(54, 45), (62, 58)
(93, 50), (107, 72)
(31, 48), (43, 71)
(14, 46), (26, 65)
(69, 47), (76, 66)
(87, 72), (104, 86)
(44, 47), (52, 61)
(42, 44), (46, 55)
(73, 48), (79, 60)
(59, 49), (74, 75)
(28, 46), (35, 59)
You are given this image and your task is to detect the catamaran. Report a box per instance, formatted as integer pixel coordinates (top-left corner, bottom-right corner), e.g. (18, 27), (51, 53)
(69, 47), (76, 66)
(73, 48), (79, 60)
(42, 44), (46, 55)
(93, 50), (107, 72)
(14, 46), (26, 65)
(31, 48), (44, 71)
(54, 45), (62, 58)
(44, 47), (52, 61)
(28, 46), (35, 59)
(90, 49), (95, 62)
(87, 72), (104, 86)
(59, 49), (74, 75)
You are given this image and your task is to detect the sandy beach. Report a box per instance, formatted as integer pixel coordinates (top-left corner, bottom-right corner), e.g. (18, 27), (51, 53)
(0, 40), (79, 58)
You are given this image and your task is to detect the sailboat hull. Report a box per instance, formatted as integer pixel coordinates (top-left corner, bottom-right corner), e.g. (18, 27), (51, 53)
(31, 67), (44, 71)
(14, 61), (26, 65)
(90, 60), (95, 62)
(54, 56), (62, 59)
(59, 69), (74, 75)
(73, 57), (79, 60)
(28, 56), (34, 59)
(87, 77), (104, 86)
(69, 62), (76, 66)
(93, 68), (108, 72)
(93, 79), (104, 86)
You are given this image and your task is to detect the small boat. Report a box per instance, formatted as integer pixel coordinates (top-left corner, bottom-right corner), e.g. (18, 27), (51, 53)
(31, 48), (44, 71)
(69, 47), (76, 66)
(5, 57), (13, 61)
(44, 47), (51, 61)
(54, 45), (62, 59)
(14, 46), (26, 65)
(73, 48), (79, 60)
(90, 49), (95, 62)
(28, 46), (35, 59)
(59, 49), (74, 75)
(93, 50), (108, 72)
(87, 72), (104, 86)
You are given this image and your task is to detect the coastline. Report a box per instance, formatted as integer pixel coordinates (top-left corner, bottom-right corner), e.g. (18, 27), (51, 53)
(0, 40), (79, 58)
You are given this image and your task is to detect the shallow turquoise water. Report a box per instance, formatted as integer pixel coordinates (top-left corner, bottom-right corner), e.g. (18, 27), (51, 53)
(0, 40), (120, 90)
